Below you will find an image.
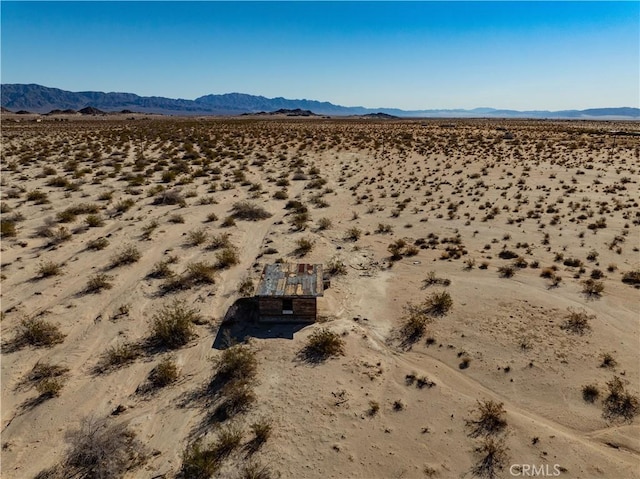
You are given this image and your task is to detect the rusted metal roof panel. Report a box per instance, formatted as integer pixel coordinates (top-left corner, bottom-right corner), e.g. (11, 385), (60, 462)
(256, 263), (324, 297)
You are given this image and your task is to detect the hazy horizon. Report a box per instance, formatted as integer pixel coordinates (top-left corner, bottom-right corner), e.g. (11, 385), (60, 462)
(2, 1), (638, 111)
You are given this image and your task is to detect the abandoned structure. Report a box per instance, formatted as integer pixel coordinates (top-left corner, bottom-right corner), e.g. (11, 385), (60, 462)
(255, 263), (324, 323)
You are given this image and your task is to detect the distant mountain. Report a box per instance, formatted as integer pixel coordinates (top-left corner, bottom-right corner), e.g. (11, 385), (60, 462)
(1, 84), (638, 119)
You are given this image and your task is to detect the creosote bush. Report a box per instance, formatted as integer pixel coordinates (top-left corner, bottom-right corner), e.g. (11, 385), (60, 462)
(149, 356), (179, 387)
(110, 244), (142, 268)
(231, 201), (271, 220)
(603, 376), (639, 422)
(465, 400), (508, 437)
(561, 308), (594, 335)
(37, 261), (63, 278)
(300, 328), (345, 362)
(86, 273), (113, 293)
(15, 317), (66, 348)
(150, 299), (200, 349)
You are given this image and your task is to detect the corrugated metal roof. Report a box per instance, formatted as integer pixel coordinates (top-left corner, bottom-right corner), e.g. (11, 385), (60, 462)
(256, 263), (324, 297)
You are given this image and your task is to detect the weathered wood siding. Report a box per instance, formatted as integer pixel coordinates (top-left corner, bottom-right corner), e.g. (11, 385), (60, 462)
(258, 297), (316, 322)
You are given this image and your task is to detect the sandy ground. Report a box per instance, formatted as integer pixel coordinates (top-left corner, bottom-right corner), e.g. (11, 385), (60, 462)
(1, 114), (639, 478)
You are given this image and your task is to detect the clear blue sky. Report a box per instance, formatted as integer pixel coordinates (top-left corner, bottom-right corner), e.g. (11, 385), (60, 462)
(1, 1), (638, 110)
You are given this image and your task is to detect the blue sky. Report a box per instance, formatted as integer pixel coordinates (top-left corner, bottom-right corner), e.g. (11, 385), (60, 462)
(1, 1), (638, 110)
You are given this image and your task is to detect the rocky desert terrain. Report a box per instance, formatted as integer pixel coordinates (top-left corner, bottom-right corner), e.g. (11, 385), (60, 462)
(1, 114), (639, 478)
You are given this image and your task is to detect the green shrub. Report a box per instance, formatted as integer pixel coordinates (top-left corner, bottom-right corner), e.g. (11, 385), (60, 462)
(317, 217), (332, 230)
(207, 233), (232, 250)
(15, 317), (65, 348)
(100, 342), (141, 371)
(231, 201), (271, 220)
(85, 214), (105, 227)
(344, 227), (362, 241)
(85, 273), (113, 293)
(186, 227), (208, 246)
(301, 329), (345, 362)
(294, 237), (315, 257)
(110, 244), (141, 267)
(149, 357), (179, 387)
(216, 247), (240, 269)
(150, 299), (199, 348)
(213, 344), (258, 386)
(37, 261), (63, 278)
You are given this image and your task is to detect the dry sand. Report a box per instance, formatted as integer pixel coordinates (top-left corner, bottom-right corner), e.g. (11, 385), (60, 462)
(1, 114), (639, 478)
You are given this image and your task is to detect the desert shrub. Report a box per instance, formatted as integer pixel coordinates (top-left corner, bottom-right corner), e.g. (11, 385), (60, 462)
(213, 344), (258, 386)
(399, 310), (429, 346)
(15, 317), (65, 348)
(216, 247), (240, 269)
(35, 377), (65, 398)
(56, 209), (78, 223)
(326, 257), (347, 276)
(231, 201), (271, 220)
(498, 250), (518, 260)
(422, 271), (451, 287)
(114, 198), (135, 212)
(50, 226), (72, 244)
(472, 437), (508, 479)
(344, 227), (362, 241)
(249, 418), (273, 447)
(101, 342), (141, 370)
(294, 237), (315, 257)
(27, 361), (69, 398)
(82, 271), (113, 293)
(376, 223), (393, 234)
(205, 212), (219, 222)
(216, 381), (257, 419)
(238, 277), (254, 297)
(621, 269), (640, 285)
(582, 278), (604, 296)
(241, 460), (275, 479)
(0, 219), (17, 237)
(214, 423), (243, 458)
(368, 400), (380, 417)
(85, 214), (105, 227)
(150, 299), (199, 349)
(62, 416), (147, 478)
(221, 215), (236, 227)
(186, 227), (208, 246)
(465, 400), (508, 437)
(387, 239), (407, 260)
(181, 440), (221, 478)
(290, 211), (310, 231)
(26, 190), (49, 204)
(317, 217), (332, 230)
(425, 290), (453, 315)
(168, 213), (185, 224)
(600, 352), (617, 368)
(497, 265), (516, 278)
(37, 261), (63, 278)
(300, 328), (345, 362)
(602, 376), (639, 423)
(149, 357), (179, 388)
(87, 237), (109, 250)
(207, 233), (232, 250)
(110, 244), (141, 267)
(582, 384), (600, 403)
(148, 260), (174, 279)
(273, 189), (288, 200)
(153, 189), (185, 206)
(561, 308), (593, 335)
(563, 257), (583, 267)
(590, 268), (604, 279)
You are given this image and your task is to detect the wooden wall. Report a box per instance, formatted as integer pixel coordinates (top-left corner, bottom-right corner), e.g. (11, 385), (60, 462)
(258, 297), (316, 322)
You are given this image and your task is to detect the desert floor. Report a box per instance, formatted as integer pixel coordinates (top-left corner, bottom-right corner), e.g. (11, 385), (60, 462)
(1, 115), (639, 478)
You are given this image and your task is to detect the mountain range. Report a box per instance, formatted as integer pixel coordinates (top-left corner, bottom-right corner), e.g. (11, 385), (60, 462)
(1, 84), (638, 119)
